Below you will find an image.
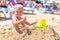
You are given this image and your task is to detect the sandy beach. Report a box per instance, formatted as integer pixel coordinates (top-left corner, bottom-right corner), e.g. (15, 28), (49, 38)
(0, 13), (60, 40)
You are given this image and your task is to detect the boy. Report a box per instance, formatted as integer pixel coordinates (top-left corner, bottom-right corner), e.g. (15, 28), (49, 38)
(12, 4), (36, 34)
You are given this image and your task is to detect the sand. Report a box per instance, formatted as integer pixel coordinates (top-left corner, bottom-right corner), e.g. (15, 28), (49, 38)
(0, 13), (60, 40)
(0, 20), (60, 40)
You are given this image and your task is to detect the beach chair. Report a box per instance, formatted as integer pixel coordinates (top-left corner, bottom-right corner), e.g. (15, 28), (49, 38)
(23, 7), (34, 14)
(0, 0), (14, 18)
(0, 6), (12, 18)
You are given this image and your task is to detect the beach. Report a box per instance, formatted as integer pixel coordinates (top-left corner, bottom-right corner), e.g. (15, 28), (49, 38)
(0, 13), (60, 40)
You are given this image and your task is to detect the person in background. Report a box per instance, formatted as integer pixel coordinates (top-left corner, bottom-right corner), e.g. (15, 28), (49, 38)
(16, 0), (26, 6)
(9, 0), (25, 7)
(51, 1), (58, 10)
(43, 1), (53, 11)
(46, 1), (53, 11)
(0, 0), (8, 8)
(35, 0), (45, 7)
(9, 0), (16, 6)
(0, 0), (12, 18)
(34, 1), (43, 11)
(25, 0), (35, 8)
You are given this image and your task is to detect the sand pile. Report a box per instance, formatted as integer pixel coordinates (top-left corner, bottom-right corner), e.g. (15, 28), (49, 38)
(0, 20), (60, 40)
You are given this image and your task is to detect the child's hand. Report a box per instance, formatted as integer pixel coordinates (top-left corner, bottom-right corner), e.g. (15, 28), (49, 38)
(23, 16), (27, 23)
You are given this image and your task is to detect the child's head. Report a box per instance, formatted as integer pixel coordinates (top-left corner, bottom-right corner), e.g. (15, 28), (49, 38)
(13, 4), (23, 17)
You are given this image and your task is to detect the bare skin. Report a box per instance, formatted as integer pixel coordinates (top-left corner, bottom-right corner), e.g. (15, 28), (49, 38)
(16, 0), (25, 3)
(34, 3), (42, 8)
(0, 0), (7, 6)
(12, 8), (36, 32)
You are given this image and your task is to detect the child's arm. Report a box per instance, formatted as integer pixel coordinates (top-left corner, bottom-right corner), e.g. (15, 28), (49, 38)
(12, 15), (26, 25)
(25, 17), (37, 25)
(25, 21), (37, 26)
(30, 21), (37, 25)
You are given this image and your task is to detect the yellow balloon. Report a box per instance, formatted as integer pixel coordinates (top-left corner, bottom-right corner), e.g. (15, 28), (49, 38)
(36, 18), (46, 28)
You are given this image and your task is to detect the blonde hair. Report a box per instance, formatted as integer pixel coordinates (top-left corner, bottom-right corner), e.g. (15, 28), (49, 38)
(12, 4), (23, 14)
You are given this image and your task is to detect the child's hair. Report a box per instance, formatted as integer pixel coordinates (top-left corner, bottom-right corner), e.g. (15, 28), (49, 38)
(12, 4), (23, 14)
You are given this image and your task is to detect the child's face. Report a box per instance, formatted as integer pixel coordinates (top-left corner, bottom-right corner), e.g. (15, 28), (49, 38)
(14, 8), (23, 17)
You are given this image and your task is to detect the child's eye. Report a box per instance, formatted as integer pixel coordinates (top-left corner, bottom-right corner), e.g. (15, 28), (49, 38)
(16, 11), (18, 13)
(16, 11), (23, 14)
(16, 11), (20, 13)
